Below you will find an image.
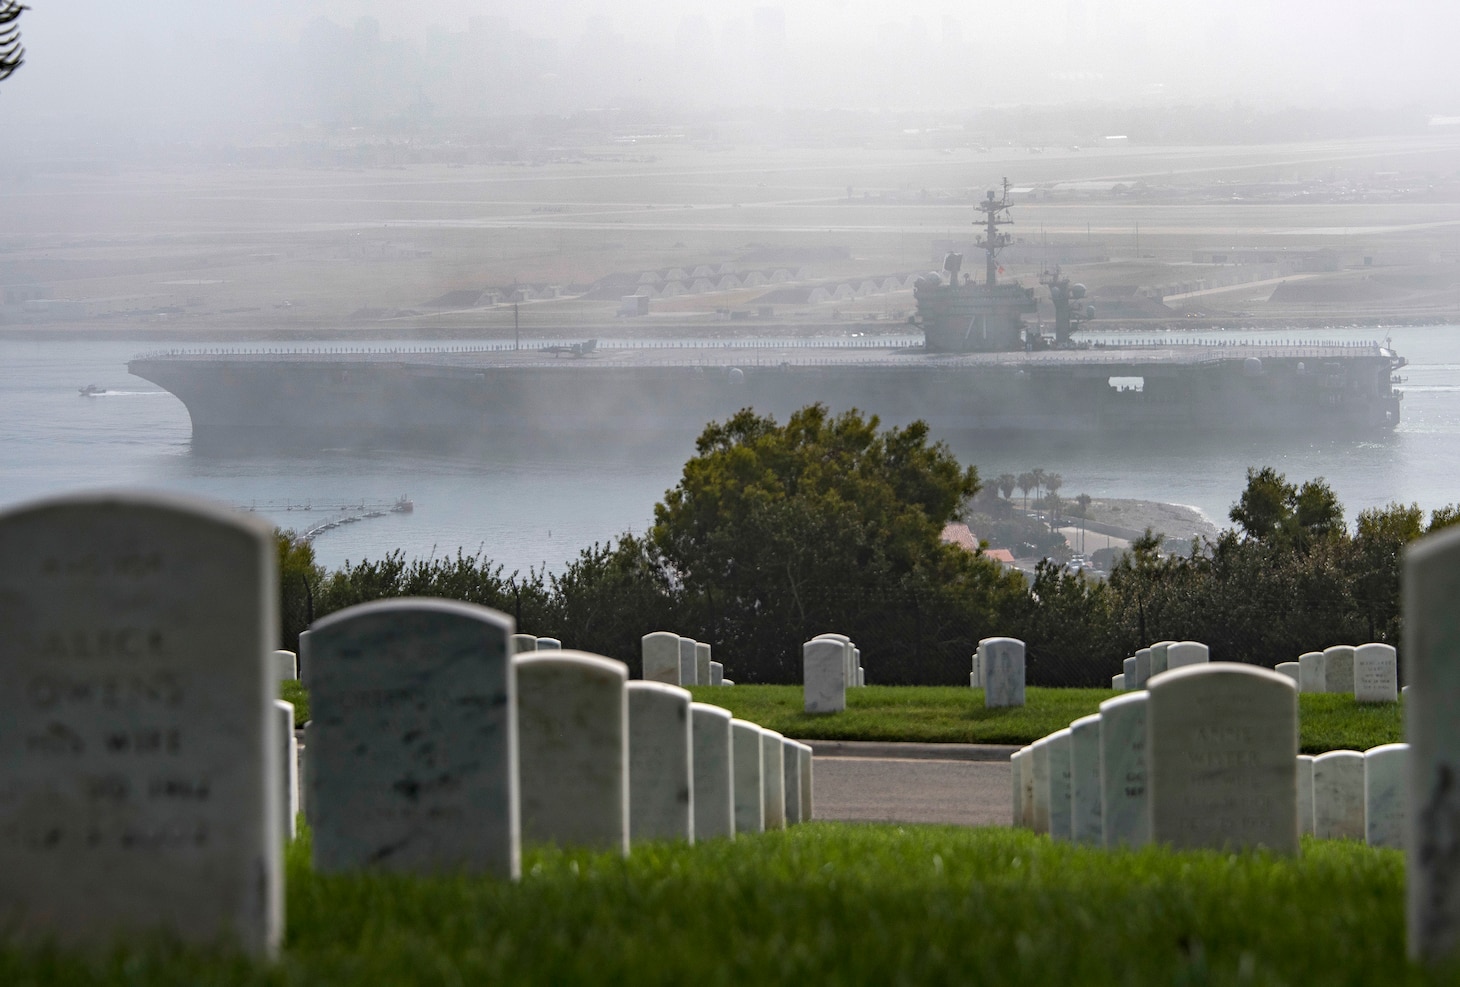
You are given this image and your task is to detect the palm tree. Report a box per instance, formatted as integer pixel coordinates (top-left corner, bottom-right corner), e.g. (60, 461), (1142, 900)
(0, 2), (24, 85)
(1075, 493), (1093, 554)
(1030, 468), (1047, 506)
(997, 473), (1016, 501)
(1016, 472), (1035, 513)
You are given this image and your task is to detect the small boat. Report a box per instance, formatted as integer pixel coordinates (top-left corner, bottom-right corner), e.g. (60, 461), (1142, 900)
(78, 384), (104, 397)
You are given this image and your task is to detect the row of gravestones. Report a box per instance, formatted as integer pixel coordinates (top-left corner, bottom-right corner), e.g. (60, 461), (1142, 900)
(1273, 644), (1401, 703)
(801, 634), (866, 713)
(0, 492), (811, 959)
(969, 637), (1026, 708)
(640, 631), (734, 686)
(1109, 640), (1210, 690)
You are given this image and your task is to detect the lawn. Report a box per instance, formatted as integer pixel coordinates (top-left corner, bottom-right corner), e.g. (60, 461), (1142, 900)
(0, 823), (1440, 985)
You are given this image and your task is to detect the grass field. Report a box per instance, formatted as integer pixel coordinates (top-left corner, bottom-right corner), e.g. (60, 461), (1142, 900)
(0, 823), (1440, 985)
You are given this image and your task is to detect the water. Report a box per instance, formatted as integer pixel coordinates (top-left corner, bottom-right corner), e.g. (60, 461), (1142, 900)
(3, 326), (1457, 572)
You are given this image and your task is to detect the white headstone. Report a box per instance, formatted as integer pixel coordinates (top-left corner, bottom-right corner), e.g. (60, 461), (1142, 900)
(1069, 714), (1103, 845)
(1297, 754), (1315, 836)
(678, 637), (698, 686)
(535, 636), (562, 651)
(1019, 746), (1035, 828)
(1298, 651), (1326, 693)
(1122, 656), (1137, 687)
(854, 648), (862, 686)
(509, 633), (538, 655)
(301, 719), (315, 830)
(709, 661), (724, 686)
(760, 729), (787, 831)
(695, 643), (712, 687)
(307, 599), (519, 876)
(1355, 643), (1399, 703)
(1166, 641), (1210, 668)
(783, 739), (803, 825)
(1149, 640), (1176, 677)
(276, 700), (299, 842)
(1147, 663), (1298, 854)
(273, 649), (298, 681)
(1030, 737), (1051, 835)
(0, 492), (282, 954)
(983, 637), (1026, 708)
(689, 703), (734, 840)
(627, 681), (693, 843)
(1112, 673), (1126, 690)
(1047, 728), (1073, 841)
(1312, 749), (1365, 841)
(1275, 661), (1300, 686)
(1130, 648), (1152, 689)
(1323, 645), (1356, 694)
(640, 631), (681, 684)
(297, 629), (312, 679)
(1365, 742), (1408, 849)
(972, 650), (983, 688)
(797, 742), (814, 822)
(722, 679), (735, 686)
(803, 639), (847, 714)
(731, 719), (764, 834)
(857, 666), (864, 687)
(517, 651), (628, 855)
(1099, 691), (1149, 849)
(1010, 749), (1026, 827)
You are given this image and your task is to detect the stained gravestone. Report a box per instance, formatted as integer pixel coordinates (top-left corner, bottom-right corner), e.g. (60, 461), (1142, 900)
(1166, 641), (1210, 668)
(1323, 645), (1357, 694)
(273, 650), (298, 682)
(813, 634), (852, 692)
(517, 651), (628, 855)
(983, 637), (1026, 708)
(1100, 691), (1150, 848)
(626, 681), (693, 843)
(0, 492), (282, 954)
(1365, 743), (1408, 849)
(276, 700), (299, 842)
(761, 729), (787, 830)
(509, 634), (538, 655)
(731, 719), (764, 834)
(689, 703), (734, 840)
(1298, 651), (1326, 693)
(1047, 728), (1074, 841)
(678, 637), (698, 686)
(307, 599), (518, 876)
(797, 742), (814, 822)
(1297, 754), (1316, 836)
(1405, 526), (1460, 961)
(1030, 737), (1052, 835)
(783, 739), (803, 825)
(1312, 749), (1365, 841)
(1149, 641), (1176, 677)
(709, 661), (724, 686)
(535, 636), (562, 651)
(1112, 673), (1126, 690)
(1147, 663), (1298, 854)
(1275, 662), (1300, 686)
(641, 631), (681, 685)
(1010, 749), (1026, 827)
(695, 643), (712, 688)
(1355, 643), (1399, 703)
(1122, 657), (1138, 688)
(803, 639), (847, 714)
(1130, 648), (1152, 689)
(1069, 714), (1103, 845)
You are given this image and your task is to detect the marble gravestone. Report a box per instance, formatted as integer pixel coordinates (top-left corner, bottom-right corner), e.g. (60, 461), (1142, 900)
(797, 743), (814, 822)
(1046, 728), (1074, 841)
(709, 662), (724, 686)
(641, 631), (681, 684)
(1030, 737), (1052, 835)
(1365, 743), (1408, 849)
(679, 637), (698, 686)
(1010, 749), (1026, 827)
(695, 643), (713, 688)
(1149, 641), (1176, 677)
(1099, 691), (1150, 849)
(273, 649), (298, 682)
(814, 634), (853, 692)
(803, 639), (847, 714)
(1123, 657), (1138, 688)
(1275, 662), (1301, 686)
(1312, 749), (1365, 841)
(1298, 651), (1326, 693)
(535, 637), (562, 651)
(1112, 673), (1126, 690)
(626, 682), (694, 843)
(731, 719), (765, 834)
(761, 729), (787, 830)
(1147, 663), (1298, 854)
(517, 651), (629, 855)
(782, 739), (803, 825)
(1323, 645), (1357, 694)
(689, 703), (735, 840)
(1130, 648), (1152, 689)
(509, 634), (538, 655)
(1297, 754), (1315, 836)
(1166, 641), (1210, 668)
(276, 700), (299, 841)
(0, 492), (282, 955)
(983, 637), (1026, 708)
(1069, 714), (1103, 845)
(297, 629), (312, 680)
(1354, 643), (1399, 703)
(307, 599), (519, 876)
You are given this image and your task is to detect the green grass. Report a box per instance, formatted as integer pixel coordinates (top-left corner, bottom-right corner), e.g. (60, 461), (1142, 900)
(0, 823), (1445, 985)
(278, 682), (309, 727)
(688, 685), (1404, 753)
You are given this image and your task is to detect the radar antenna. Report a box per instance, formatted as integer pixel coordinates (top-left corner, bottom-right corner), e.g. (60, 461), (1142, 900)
(975, 177), (1014, 285)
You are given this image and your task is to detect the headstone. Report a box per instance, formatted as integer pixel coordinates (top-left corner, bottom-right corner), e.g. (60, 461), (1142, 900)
(971, 650), (983, 688)
(1275, 661), (1300, 686)
(854, 647), (862, 686)
(276, 700), (299, 841)
(783, 739), (803, 825)
(0, 492), (282, 954)
(517, 651), (628, 855)
(1069, 714), (1103, 845)
(689, 703), (734, 840)
(1365, 742), (1408, 849)
(731, 719), (764, 834)
(1020, 746), (1036, 828)
(797, 742), (813, 822)
(1354, 643), (1399, 703)
(273, 649), (298, 681)
(1030, 737), (1051, 835)
(640, 631), (681, 684)
(1166, 641), (1210, 668)
(695, 643), (712, 688)
(722, 679), (735, 686)
(983, 637), (1026, 708)
(857, 666), (864, 687)
(535, 636), (562, 651)
(1122, 656), (1137, 688)
(1312, 749), (1365, 841)
(1130, 648), (1152, 689)
(709, 661), (724, 686)
(803, 639), (847, 714)
(297, 628), (312, 679)
(1010, 749), (1026, 827)
(1405, 526), (1460, 961)
(1298, 651), (1325, 693)
(1047, 728), (1073, 841)
(1099, 691), (1150, 849)
(509, 633), (537, 655)
(626, 681), (693, 843)
(1297, 754), (1315, 836)
(970, 671), (980, 688)
(1323, 645), (1356, 694)
(1112, 673), (1126, 690)
(301, 720), (315, 830)
(761, 729), (787, 831)
(1147, 663), (1298, 854)
(679, 637), (698, 686)
(307, 599), (518, 876)
(1149, 640), (1176, 676)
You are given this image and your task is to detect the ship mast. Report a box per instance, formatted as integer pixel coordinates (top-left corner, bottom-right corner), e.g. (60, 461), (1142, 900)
(976, 177), (1014, 285)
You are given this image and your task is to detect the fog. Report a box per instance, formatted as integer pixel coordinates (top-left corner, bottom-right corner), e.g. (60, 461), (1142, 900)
(2, 0), (1458, 145)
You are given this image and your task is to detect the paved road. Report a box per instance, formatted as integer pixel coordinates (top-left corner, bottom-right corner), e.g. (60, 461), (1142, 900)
(812, 756), (1012, 827)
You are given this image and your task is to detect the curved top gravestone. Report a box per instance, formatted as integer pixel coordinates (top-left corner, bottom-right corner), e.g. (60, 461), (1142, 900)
(0, 491), (282, 955)
(641, 631), (681, 684)
(1166, 641), (1210, 668)
(983, 637), (1025, 708)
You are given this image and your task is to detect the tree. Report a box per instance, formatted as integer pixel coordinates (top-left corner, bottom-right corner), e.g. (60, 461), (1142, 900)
(1030, 468), (1047, 506)
(276, 529), (325, 653)
(1229, 466), (1343, 549)
(1044, 473), (1063, 525)
(997, 473), (1017, 501)
(0, 2), (24, 85)
(1016, 472), (1035, 512)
